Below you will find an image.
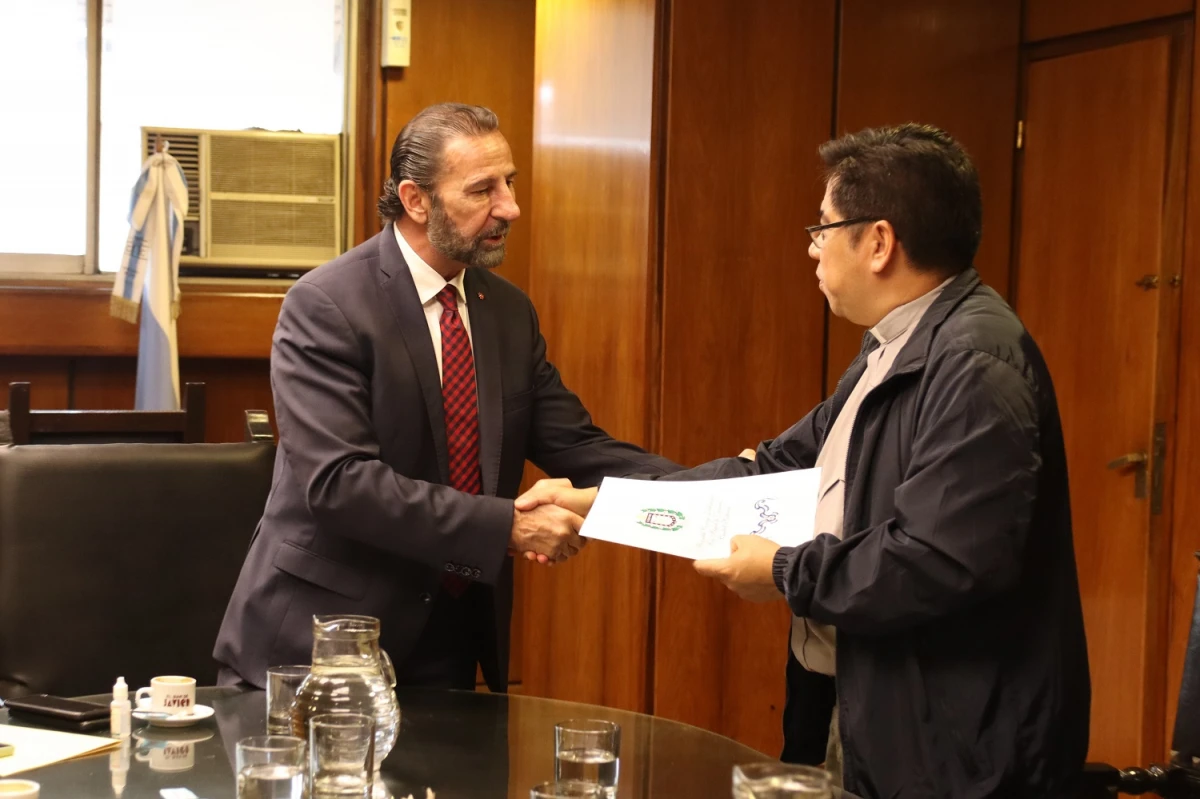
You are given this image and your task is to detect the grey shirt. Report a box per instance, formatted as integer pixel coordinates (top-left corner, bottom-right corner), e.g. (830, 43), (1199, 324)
(791, 278), (953, 675)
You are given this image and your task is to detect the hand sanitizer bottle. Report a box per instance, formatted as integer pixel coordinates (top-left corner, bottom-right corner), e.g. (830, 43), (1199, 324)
(110, 676), (131, 738)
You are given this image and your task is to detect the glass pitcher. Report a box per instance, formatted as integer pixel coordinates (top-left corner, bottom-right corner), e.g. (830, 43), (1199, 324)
(291, 615), (401, 766)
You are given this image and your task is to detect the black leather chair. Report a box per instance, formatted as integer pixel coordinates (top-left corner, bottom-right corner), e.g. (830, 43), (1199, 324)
(1079, 554), (1200, 797)
(0, 425), (274, 699)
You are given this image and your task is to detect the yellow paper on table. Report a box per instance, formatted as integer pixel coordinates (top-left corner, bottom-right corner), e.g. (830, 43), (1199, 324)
(0, 724), (120, 776)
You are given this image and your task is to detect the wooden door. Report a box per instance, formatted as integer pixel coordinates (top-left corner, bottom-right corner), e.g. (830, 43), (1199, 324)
(1015, 35), (1178, 766)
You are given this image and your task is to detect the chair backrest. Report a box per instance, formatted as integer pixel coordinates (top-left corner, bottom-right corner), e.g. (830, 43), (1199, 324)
(0, 435), (274, 698)
(7, 381), (207, 445)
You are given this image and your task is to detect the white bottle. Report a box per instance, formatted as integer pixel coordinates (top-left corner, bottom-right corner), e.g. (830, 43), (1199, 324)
(110, 676), (131, 738)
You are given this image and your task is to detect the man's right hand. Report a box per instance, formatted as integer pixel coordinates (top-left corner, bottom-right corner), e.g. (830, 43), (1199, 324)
(510, 502), (585, 564)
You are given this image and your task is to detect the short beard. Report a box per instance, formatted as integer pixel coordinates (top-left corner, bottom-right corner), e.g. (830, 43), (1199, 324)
(427, 193), (510, 269)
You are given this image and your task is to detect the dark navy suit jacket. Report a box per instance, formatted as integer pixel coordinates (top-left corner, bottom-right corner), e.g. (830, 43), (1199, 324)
(213, 229), (678, 690)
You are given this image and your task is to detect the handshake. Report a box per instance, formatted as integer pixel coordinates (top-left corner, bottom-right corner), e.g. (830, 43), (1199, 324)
(507, 478), (600, 566)
(502, 460), (783, 604)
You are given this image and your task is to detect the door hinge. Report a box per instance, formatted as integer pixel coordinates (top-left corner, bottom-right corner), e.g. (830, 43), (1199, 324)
(1016, 120), (1025, 150)
(1152, 422), (1167, 515)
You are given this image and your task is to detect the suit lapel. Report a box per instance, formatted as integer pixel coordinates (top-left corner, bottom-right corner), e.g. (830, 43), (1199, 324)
(376, 230), (450, 483)
(465, 270), (502, 497)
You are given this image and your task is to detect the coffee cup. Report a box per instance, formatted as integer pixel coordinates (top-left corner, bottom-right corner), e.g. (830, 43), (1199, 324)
(135, 675), (196, 715)
(135, 741), (195, 772)
(0, 779), (40, 798)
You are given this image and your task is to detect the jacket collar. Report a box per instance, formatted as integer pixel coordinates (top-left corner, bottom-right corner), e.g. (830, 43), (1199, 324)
(377, 229), (451, 483)
(859, 266), (982, 378)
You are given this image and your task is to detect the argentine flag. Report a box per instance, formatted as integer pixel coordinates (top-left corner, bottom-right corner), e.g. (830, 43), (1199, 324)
(110, 146), (189, 410)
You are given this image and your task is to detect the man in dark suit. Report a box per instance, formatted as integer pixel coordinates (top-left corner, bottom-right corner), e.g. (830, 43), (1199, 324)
(213, 103), (678, 692)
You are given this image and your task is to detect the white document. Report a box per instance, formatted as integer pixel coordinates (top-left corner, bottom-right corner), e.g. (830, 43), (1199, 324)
(580, 469), (822, 560)
(0, 722), (120, 776)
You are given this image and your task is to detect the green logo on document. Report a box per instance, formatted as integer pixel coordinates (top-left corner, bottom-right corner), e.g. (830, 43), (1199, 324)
(638, 508), (685, 531)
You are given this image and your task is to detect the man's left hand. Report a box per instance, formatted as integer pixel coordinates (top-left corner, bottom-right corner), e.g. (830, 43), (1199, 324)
(694, 535), (784, 602)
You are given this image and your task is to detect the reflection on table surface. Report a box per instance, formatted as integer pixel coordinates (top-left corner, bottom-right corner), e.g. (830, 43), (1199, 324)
(1, 686), (852, 798)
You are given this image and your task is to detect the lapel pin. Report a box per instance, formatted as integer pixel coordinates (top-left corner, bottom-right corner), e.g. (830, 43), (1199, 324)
(477, 292), (485, 300)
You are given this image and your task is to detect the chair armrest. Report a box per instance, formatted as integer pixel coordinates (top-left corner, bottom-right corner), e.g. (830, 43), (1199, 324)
(244, 410), (275, 444)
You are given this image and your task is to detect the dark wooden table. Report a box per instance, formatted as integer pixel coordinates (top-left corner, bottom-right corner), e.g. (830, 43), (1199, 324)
(1, 686), (857, 797)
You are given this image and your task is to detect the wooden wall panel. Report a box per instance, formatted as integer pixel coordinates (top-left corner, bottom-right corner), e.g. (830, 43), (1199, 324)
(381, 0), (536, 293)
(70, 358), (137, 411)
(520, 0), (662, 712)
(1167, 18), (1200, 749)
(0, 282), (282, 443)
(1025, 0), (1192, 43)
(653, 0), (836, 755)
(826, 0), (1022, 389)
(0, 357), (70, 409)
(180, 360), (276, 443)
(71, 358), (275, 444)
(0, 281), (284, 359)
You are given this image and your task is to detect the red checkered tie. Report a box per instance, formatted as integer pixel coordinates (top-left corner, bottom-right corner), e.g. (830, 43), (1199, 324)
(438, 286), (480, 595)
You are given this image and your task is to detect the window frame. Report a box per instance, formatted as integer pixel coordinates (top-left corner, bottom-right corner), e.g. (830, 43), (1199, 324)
(0, 0), (357, 278)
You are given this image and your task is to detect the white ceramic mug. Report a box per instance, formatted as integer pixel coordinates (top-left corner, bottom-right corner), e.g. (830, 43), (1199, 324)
(135, 675), (196, 715)
(135, 741), (195, 772)
(0, 779), (40, 798)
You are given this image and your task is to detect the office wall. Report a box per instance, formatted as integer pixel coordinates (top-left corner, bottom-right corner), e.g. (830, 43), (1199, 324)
(518, 0), (664, 712)
(527, 0), (1200, 761)
(1025, 0), (1192, 41)
(826, 0), (1021, 387)
(5, 0), (1200, 761)
(651, 0), (836, 754)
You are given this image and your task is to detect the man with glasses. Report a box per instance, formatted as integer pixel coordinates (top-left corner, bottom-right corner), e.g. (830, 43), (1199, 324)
(519, 123), (1089, 798)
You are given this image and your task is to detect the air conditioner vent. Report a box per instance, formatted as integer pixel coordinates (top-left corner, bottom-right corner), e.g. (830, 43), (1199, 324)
(211, 199), (337, 249)
(141, 127), (342, 270)
(143, 132), (201, 221)
(210, 135), (338, 197)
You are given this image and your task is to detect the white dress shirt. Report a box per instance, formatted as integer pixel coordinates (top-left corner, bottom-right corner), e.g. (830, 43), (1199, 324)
(393, 223), (474, 382)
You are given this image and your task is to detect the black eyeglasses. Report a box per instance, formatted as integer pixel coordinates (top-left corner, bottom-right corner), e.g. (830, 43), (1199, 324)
(805, 217), (882, 248)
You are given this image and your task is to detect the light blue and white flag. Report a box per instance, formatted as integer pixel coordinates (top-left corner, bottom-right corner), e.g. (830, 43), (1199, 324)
(110, 148), (189, 410)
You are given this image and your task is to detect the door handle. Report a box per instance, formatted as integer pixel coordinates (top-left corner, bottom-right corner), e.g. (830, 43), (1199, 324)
(1107, 452), (1148, 469)
(1107, 451), (1148, 499)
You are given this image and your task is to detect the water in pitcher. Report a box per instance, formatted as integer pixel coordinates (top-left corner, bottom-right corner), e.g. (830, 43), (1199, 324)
(290, 616), (400, 765)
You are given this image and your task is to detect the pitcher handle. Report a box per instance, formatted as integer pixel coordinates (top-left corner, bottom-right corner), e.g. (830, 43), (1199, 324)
(380, 647), (397, 689)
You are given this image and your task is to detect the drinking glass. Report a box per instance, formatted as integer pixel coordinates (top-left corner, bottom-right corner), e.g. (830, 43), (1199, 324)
(309, 712), (375, 798)
(554, 719), (620, 798)
(732, 763), (832, 798)
(266, 665), (310, 734)
(235, 735), (305, 799)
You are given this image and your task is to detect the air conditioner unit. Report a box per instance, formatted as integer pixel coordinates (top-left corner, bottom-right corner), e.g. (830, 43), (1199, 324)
(141, 127), (343, 272)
